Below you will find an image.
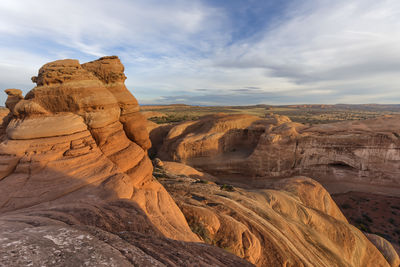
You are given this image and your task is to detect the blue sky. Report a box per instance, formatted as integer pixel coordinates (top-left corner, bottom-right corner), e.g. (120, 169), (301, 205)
(1, 0), (400, 105)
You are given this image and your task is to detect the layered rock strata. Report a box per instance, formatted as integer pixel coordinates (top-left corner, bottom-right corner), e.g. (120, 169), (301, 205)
(158, 163), (392, 267)
(154, 114), (400, 195)
(0, 57), (252, 266)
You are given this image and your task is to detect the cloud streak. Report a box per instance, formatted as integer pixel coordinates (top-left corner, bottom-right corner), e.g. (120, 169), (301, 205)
(0, 0), (400, 105)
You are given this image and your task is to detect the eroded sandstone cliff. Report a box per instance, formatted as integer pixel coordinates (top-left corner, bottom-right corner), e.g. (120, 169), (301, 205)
(154, 113), (400, 195)
(0, 57), (251, 266)
(158, 162), (393, 267)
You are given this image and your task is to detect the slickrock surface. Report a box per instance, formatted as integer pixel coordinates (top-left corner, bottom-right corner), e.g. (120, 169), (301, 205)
(0, 57), (251, 266)
(157, 113), (262, 161)
(333, 191), (400, 257)
(154, 113), (400, 196)
(365, 233), (400, 267)
(157, 163), (392, 267)
(0, 200), (252, 267)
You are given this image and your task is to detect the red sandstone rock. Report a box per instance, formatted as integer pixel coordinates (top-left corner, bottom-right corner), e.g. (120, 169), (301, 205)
(154, 113), (400, 196)
(159, 165), (391, 267)
(0, 57), (253, 267)
(4, 88), (23, 113)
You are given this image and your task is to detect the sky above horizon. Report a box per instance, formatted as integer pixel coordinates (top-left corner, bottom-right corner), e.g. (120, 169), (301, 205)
(1, 0), (400, 106)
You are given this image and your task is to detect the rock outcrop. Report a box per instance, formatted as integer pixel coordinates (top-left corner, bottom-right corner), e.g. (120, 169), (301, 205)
(154, 113), (400, 195)
(333, 191), (400, 258)
(157, 163), (392, 266)
(5, 88), (23, 113)
(0, 57), (252, 266)
(365, 233), (400, 267)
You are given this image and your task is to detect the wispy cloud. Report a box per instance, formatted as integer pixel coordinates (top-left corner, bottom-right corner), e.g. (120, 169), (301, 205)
(0, 0), (400, 105)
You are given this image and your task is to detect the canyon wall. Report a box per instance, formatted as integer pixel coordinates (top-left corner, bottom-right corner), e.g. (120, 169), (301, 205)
(155, 114), (400, 195)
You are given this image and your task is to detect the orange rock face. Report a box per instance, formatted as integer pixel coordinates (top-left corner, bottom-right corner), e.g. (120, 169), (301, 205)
(152, 113), (400, 265)
(365, 233), (400, 267)
(4, 88), (23, 113)
(154, 113), (400, 195)
(158, 164), (391, 267)
(0, 57), (254, 266)
(0, 57), (196, 240)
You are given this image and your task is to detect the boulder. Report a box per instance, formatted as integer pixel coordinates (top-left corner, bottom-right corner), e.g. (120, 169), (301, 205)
(5, 88), (23, 113)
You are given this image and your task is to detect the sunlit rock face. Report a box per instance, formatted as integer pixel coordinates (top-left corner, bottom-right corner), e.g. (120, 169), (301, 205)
(0, 57), (253, 266)
(159, 163), (392, 267)
(154, 113), (400, 195)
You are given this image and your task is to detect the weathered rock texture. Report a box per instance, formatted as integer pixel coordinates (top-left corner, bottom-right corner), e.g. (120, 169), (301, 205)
(365, 233), (400, 267)
(333, 191), (400, 258)
(0, 57), (251, 266)
(0, 200), (252, 266)
(154, 113), (400, 196)
(158, 164), (392, 267)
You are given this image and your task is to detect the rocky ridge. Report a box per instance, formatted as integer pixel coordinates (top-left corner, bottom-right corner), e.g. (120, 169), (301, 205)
(0, 56), (251, 266)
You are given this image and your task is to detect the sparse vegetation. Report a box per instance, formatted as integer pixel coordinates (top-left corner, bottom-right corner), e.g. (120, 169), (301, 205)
(195, 179), (212, 184)
(142, 104), (400, 125)
(362, 213), (373, 223)
(190, 222), (212, 244)
(355, 222), (371, 233)
(153, 167), (167, 179)
(149, 114), (199, 124)
(222, 246), (234, 254)
(341, 203), (352, 209)
(220, 184), (235, 192)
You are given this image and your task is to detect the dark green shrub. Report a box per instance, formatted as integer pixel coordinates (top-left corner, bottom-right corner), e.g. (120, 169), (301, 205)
(195, 179), (211, 184)
(362, 213), (373, 223)
(341, 203), (352, 209)
(190, 222), (212, 244)
(220, 184), (235, 192)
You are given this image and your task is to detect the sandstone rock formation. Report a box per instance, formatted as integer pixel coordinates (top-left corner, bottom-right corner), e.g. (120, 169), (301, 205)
(365, 233), (400, 267)
(0, 57), (192, 239)
(333, 191), (400, 257)
(0, 199), (252, 266)
(152, 112), (400, 262)
(0, 57), (251, 266)
(4, 88), (23, 113)
(156, 113), (263, 162)
(2, 57), (396, 266)
(157, 163), (392, 266)
(153, 113), (400, 195)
